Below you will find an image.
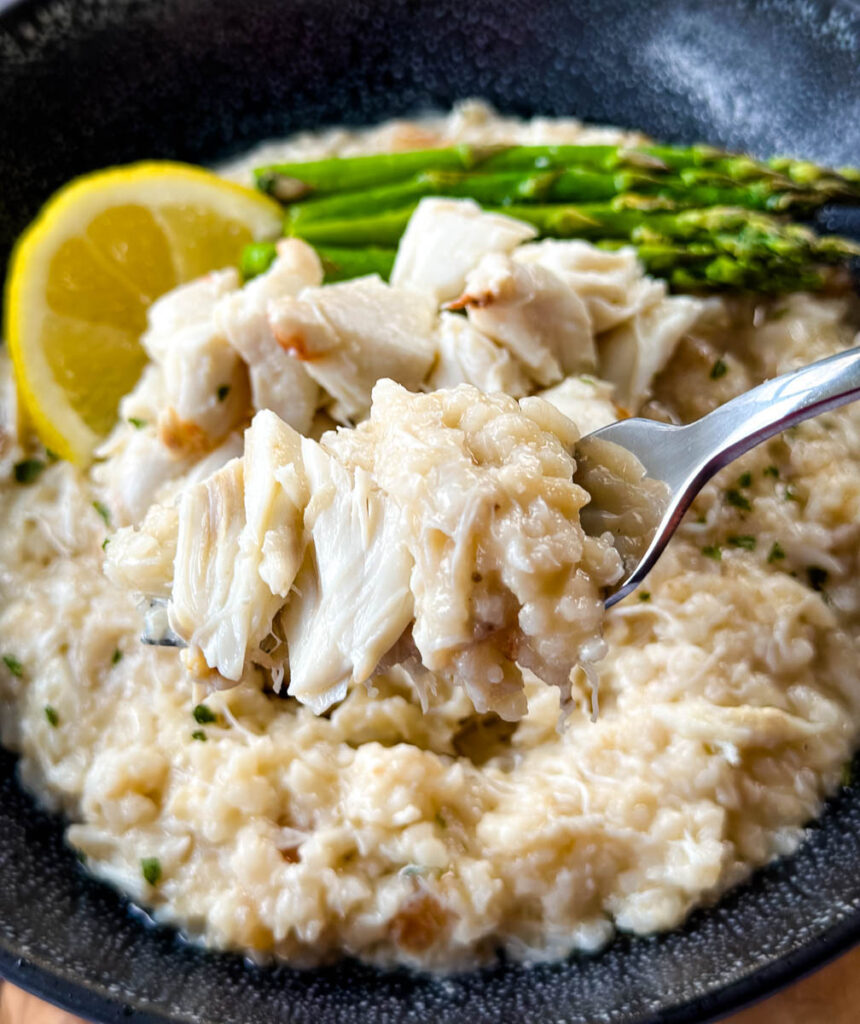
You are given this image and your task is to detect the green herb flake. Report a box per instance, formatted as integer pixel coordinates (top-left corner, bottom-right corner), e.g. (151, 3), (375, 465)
(128, 417), (147, 429)
(93, 500), (111, 525)
(807, 566), (829, 592)
(768, 541), (786, 563)
(141, 857), (162, 886)
(191, 730), (207, 742)
(44, 705), (59, 727)
(102, 537), (110, 551)
(709, 358), (728, 380)
(726, 488), (751, 512)
(2, 654), (23, 677)
(728, 535), (757, 550)
(192, 704), (217, 725)
(784, 485), (799, 502)
(111, 648), (123, 665)
(638, 591), (651, 602)
(216, 384), (231, 402)
(763, 465), (779, 478)
(737, 472), (752, 488)
(13, 458), (46, 484)
(702, 544), (722, 561)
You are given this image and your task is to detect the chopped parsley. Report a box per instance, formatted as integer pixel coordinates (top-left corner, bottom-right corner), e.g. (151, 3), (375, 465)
(13, 458), (46, 484)
(111, 648), (123, 665)
(728, 535), (757, 550)
(191, 730), (207, 742)
(141, 857), (162, 886)
(768, 541), (786, 563)
(128, 417), (147, 429)
(2, 654), (23, 677)
(92, 500), (111, 525)
(102, 537), (110, 551)
(638, 591), (651, 602)
(217, 384), (231, 402)
(783, 485), (799, 502)
(702, 544), (722, 561)
(725, 488), (751, 512)
(44, 705), (59, 727)
(709, 358), (728, 380)
(737, 472), (752, 488)
(192, 704), (217, 725)
(763, 465), (779, 478)
(807, 566), (829, 592)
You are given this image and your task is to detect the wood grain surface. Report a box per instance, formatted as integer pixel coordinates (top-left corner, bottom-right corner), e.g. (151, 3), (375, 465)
(3, 944), (859, 1024)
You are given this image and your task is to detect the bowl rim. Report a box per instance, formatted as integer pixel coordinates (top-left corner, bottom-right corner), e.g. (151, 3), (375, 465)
(1, 0), (859, 1020)
(1, 896), (859, 1024)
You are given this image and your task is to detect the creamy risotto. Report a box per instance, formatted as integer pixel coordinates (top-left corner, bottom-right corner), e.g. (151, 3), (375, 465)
(1, 101), (859, 971)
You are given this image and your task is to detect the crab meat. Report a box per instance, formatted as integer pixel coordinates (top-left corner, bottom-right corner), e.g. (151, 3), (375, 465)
(514, 240), (665, 333)
(537, 375), (623, 437)
(143, 269), (240, 364)
(268, 274), (436, 422)
(283, 439), (414, 713)
(391, 197), (536, 304)
(450, 253), (595, 387)
(214, 239), (322, 434)
(598, 295), (702, 411)
(328, 381), (623, 719)
(427, 312), (531, 396)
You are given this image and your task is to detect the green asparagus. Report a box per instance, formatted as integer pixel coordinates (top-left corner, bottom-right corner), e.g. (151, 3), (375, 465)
(252, 139), (860, 294)
(289, 202), (859, 264)
(239, 241), (278, 281)
(316, 246), (396, 283)
(257, 143), (860, 204)
(284, 168), (830, 229)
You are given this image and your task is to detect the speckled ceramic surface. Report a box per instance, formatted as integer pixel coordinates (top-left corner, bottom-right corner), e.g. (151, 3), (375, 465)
(0, 1), (859, 1021)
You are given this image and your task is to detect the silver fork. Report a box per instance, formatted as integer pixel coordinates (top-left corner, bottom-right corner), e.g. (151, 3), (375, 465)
(574, 344), (860, 608)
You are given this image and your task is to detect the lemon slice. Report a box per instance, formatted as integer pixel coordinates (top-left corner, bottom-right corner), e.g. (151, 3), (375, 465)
(4, 162), (283, 463)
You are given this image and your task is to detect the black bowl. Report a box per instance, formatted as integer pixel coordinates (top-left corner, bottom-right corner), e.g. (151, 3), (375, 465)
(1, 1), (859, 1021)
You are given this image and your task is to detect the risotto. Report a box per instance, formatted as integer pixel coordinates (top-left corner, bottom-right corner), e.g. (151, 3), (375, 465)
(1, 101), (859, 971)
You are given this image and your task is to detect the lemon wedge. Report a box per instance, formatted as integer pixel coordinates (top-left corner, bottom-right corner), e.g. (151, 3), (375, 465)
(4, 162), (283, 463)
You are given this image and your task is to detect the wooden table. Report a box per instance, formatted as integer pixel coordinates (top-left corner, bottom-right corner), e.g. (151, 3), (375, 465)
(3, 945), (859, 1024)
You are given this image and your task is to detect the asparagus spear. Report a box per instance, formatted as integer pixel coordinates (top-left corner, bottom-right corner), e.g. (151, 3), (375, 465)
(290, 202), (860, 267)
(291, 207), (416, 247)
(257, 143), (860, 203)
(238, 241), (396, 283)
(239, 241), (278, 281)
(316, 246), (396, 283)
(255, 143), (497, 199)
(286, 168), (646, 225)
(285, 168), (831, 228)
(306, 239), (825, 292)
